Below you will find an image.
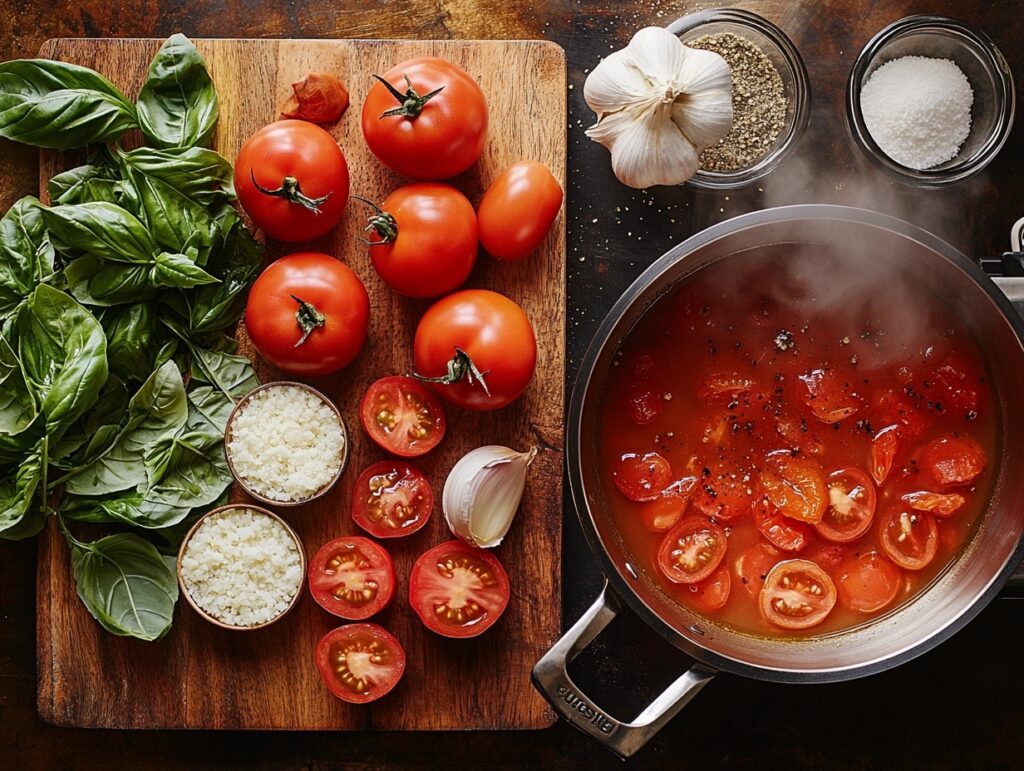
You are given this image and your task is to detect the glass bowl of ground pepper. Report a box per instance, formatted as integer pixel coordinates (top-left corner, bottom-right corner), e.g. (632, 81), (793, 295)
(667, 8), (810, 190)
(847, 15), (1015, 187)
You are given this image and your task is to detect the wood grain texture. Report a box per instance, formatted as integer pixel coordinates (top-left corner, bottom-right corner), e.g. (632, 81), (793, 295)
(35, 37), (566, 731)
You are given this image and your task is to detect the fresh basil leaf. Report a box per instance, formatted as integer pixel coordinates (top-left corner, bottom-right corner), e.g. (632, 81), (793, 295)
(61, 489), (191, 529)
(70, 532), (177, 641)
(51, 373), (128, 465)
(188, 218), (264, 334)
(64, 361), (188, 496)
(64, 255), (155, 307)
(151, 251), (219, 288)
(184, 385), (233, 433)
(145, 429), (230, 508)
(0, 196), (55, 316)
(136, 34), (218, 150)
(0, 59), (137, 149)
(42, 202), (154, 264)
(0, 335), (37, 436)
(15, 284), (107, 438)
(0, 441), (45, 540)
(0, 413), (44, 465)
(48, 163), (124, 206)
(102, 303), (160, 382)
(190, 347), (259, 401)
(117, 146), (233, 206)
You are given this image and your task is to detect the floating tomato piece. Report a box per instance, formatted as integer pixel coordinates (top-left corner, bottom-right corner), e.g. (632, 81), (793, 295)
(879, 505), (939, 571)
(759, 559), (837, 630)
(920, 435), (987, 488)
(814, 467), (876, 543)
(351, 461), (434, 538)
(868, 425), (899, 486)
(835, 551), (902, 614)
(871, 388), (932, 441)
(308, 537), (396, 620)
(735, 542), (781, 600)
(657, 516), (727, 584)
(613, 451), (672, 502)
(623, 352), (663, 425)
(929, 354), (982, 416)
(682, 564), (731, 613)
(638, 477), (697, 532)
(315, 623), (405, 703)
(753, 498), (814, 552)
(692, 460), (758, 521)
(799, 368), (861, 424)
(761, 455), (827, 524)
(901, 490), (966, 518)
(697, 371), (755, 403)
(803, 540), (851, 571)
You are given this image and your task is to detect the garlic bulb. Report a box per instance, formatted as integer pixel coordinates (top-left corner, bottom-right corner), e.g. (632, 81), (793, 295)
(443, 445), (538, 548)
(584, 26), (733, 188)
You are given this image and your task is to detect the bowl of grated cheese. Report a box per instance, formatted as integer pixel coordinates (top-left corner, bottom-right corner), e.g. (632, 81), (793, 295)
(847, 15), (1015, 186)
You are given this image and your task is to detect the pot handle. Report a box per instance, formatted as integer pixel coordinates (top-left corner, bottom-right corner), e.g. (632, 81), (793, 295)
(531, 583), (717, 759)
(992, 276), (1024, 304)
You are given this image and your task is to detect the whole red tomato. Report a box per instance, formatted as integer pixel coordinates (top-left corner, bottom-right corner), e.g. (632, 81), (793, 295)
(413, 289), (536, 411)
(235, 120), (349, 241)
(358, 183), (477, 298)
(361, 57), (488, 180)
(245, 252), (369, 376)
(478, 161), (563, 261)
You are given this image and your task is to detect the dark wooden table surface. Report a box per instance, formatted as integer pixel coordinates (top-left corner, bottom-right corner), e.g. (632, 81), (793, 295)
(4, 0), (1024, 768)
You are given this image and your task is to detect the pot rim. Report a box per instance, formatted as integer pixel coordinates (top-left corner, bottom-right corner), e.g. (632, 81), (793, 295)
(567, 203), (1024, 683)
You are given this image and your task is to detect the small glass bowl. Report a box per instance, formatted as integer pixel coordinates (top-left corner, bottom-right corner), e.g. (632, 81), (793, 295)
(847, 15), (1015, 186)
(667, 7), (811, 190)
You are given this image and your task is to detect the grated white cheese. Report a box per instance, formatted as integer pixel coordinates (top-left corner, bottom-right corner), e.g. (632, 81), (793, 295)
(227, 385), (344, 502)
(180, 508), (303, 627)
(860, 55), (974, 170)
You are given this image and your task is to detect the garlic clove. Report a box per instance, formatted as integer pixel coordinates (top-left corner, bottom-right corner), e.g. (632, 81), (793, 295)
(671, 89), (733, 149)
(443, 445), (538, 549)
(582, 48), (656, 115)
(627, 26), (689, 88)
(587, 105), (699, 189)
(676, 45), (733, 95)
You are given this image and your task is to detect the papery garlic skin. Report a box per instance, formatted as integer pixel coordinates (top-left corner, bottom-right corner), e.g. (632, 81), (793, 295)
(584, 26), (733, 188)
(443, 445), (537, 548)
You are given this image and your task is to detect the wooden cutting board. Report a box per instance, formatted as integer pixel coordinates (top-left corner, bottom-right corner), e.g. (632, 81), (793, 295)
(35, 37), (565, 730)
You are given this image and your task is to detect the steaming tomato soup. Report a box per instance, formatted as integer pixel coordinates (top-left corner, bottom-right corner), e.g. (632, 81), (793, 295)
(598, 250), (996, 637)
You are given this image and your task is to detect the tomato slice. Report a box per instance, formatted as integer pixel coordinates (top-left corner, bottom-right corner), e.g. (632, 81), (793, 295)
(681, 564), (731, 613)
(697, 371), (755, 403)
(871, 388), (933, 441)
(803, 540), (850, 570)
(656, 516), (727, 584)
(930, 355), (982, 416)
(409, 541), (510, 638)
(753, 498), (813, 552)
(613, 451), (672, 502)
(351, 461), (433, 538)
(637, 476), (698, 532)
(360, 376), (446, 458)
(835, 552), (902, 614)
(798, 368), (861, 424)
(692, 460), (758, 521)
(308, 536), (396, 620)
(315, 623), (405, 703)
(735, 542), (781, 600)
(814, 467), (876, 543)
(761, 455), (827, 523)
(868, 425), (899, 486)
(920, 435), (987, 488)
(759, 559), (837, 630)
(879, 505), (939, 570)
(901, 490), (965, 518)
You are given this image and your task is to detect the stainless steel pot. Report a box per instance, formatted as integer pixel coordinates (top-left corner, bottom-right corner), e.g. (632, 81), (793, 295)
(533, 205), (1024, 758)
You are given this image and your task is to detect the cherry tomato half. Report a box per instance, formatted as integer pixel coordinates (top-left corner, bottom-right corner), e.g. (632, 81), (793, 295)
(657, 516), (727, 584)
(920, 435), (987, 488)
(879, 505), (939, 571)
(798, 368), (861, 424)
(753, 498), (813, 553)
(759, 559), (837, 630)
(692, 460), (758, 522)
(351, 461), (434, 538)
(735, 542), (781, 600)
(235, 120), (349, 241)
(901, 490), (965, 518)
(360, 376), (446, 457)
(761, 455), (827, 524)
(681, 564), (731, 613)
(315, 623), (405, 703)
(477, 161), (563, 261)
(868, 426), (899, 486)
(413, 289), (537, 411)
(814, 467), (876, 543)
(613, 451), (672, 502)
(409, 540), (510, 638)
(361, 183), (477, 298)
(835, 552), (901, 614)
(361, 57), (488, 180)
(637, 476), (698, 532)
(308, 536), (396, 620)
(245, 252), (369, 376)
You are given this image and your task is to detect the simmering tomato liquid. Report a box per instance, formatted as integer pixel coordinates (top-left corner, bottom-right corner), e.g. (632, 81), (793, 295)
(598, 250), (997, 637)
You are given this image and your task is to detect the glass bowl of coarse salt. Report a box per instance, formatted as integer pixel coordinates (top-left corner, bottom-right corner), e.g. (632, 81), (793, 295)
(667, 7), (811, 190)
(847, 15), (1015, 186)
(177, 505), (306, 630)
(224, 382), (349, 507)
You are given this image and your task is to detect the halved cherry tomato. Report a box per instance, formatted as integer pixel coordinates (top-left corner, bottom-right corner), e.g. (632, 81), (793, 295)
(901, 490), (965, 518)
(868, 426), (899, 486)
(637, 477), (697, 532)
(478, 160), (563, 261)
(929, 354), (982, 416)
(657, 516), (727, 584)
(409, 541), (510, 638)
(235, 120), (349, 241)
(413, 289), (537, 411)
(735, 542), (781, 600)
(775, 417), (824, 456)
(814, 468), (876, 543)
(697, 372), (755, 403)
(682, 564), (731, 613)
(835, 552), (901, 614)
(803, 540), (850, 571)
(871, 388), (932, 440)
(315, 623), (405, 703)
(799, 368), (861, 424)
(754, 498), (813, 552)
(360, 376), (446, 457)
(613, 451), (672, 502)
(351, 461), (433, 538)
(360, 183), (477, 298)
(920, 435), (987, 488)
(361, 57), (487, 180)
(308, 537), (396, 620)
(692, 460), (758, 521)
(879, 505), (939, 570)
(761, 455), (827, 524)
(759, 559), (837, 630)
